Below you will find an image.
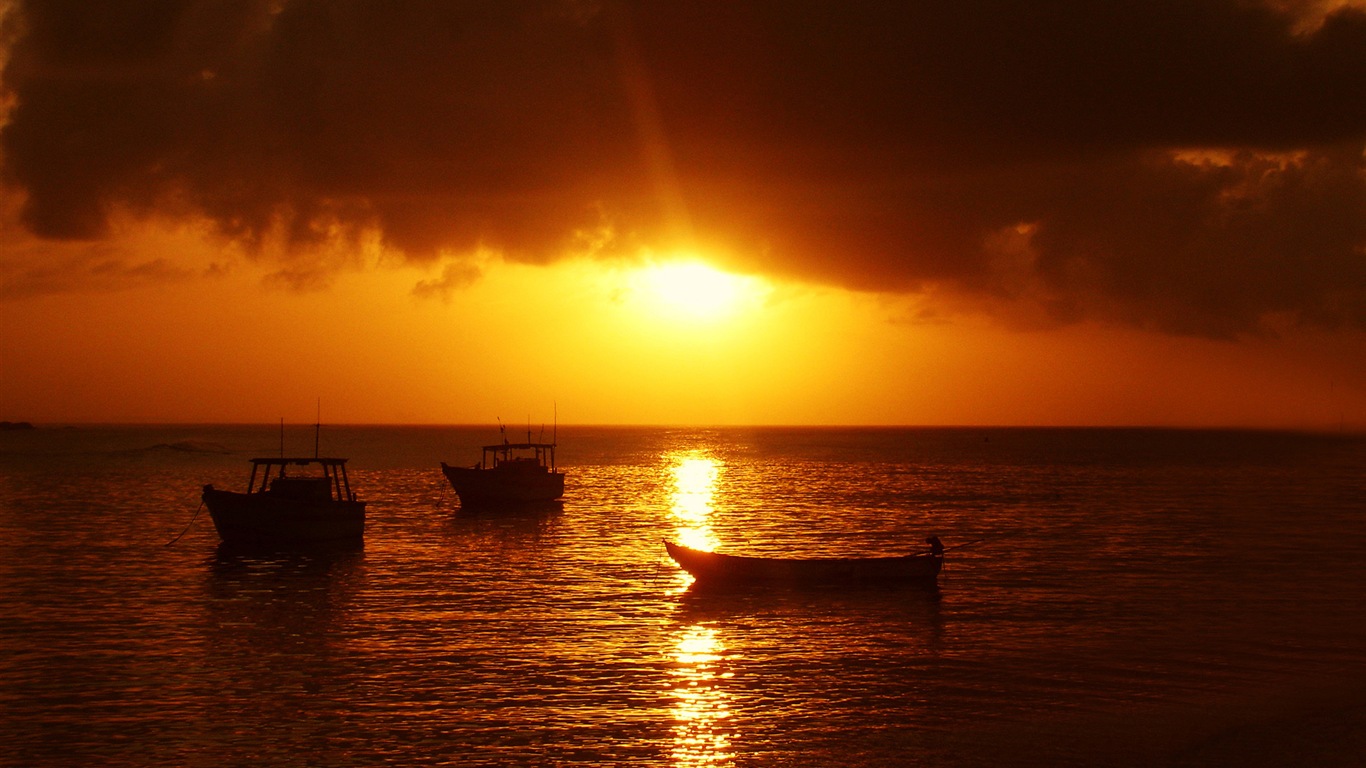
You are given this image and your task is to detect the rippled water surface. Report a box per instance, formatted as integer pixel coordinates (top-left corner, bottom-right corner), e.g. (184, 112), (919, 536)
(2, 426), (1365, 766)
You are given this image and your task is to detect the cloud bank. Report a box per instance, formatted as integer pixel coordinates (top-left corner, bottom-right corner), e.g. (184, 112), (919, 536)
(2, 0), (1364, 336)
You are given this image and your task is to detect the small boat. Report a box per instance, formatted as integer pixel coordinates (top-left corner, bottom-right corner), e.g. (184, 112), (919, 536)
(441, 438), (564, 507)
(202, 457), (366, 546)
(664, 538), (944, 586)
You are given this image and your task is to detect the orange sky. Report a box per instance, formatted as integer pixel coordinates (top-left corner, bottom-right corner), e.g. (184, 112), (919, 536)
(2, 211), (1361, 428)
(1, 1), (1364, 429)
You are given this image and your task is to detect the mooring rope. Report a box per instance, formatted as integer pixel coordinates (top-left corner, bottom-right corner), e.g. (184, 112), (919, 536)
(164, 500), (204, 546)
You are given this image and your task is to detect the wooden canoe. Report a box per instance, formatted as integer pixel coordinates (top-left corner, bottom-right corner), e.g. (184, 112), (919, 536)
(664, 539), (943, 586)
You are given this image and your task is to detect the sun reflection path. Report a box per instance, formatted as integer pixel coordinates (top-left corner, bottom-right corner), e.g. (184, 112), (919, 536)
(668, 453), (721, 553)
(670, 624), (734, 766)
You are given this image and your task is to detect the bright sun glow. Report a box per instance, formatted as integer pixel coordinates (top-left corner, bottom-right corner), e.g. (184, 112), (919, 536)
(636, 260), (763, 322)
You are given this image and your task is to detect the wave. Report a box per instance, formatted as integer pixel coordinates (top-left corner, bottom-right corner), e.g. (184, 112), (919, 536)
(115, 440), (234, 456)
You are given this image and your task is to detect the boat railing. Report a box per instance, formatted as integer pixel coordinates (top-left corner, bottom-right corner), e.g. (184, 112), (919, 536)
(246, 458), (357, 502)
(481, 442), (557, 472)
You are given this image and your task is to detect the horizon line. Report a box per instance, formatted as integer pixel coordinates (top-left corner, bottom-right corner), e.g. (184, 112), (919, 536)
(5, 420), (1361, 436)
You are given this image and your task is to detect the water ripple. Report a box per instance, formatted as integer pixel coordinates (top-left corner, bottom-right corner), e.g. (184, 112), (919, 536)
(1, 427), (1364, 766)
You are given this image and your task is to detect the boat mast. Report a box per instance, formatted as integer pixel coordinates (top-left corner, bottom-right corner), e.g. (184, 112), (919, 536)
(314, 399), (321, 459)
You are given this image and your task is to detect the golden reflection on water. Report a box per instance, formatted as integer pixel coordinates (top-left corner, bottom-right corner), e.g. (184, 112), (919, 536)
(670, 624), (734, 766)
(668, 452), (721, 553)
(665, 453), (736, 765)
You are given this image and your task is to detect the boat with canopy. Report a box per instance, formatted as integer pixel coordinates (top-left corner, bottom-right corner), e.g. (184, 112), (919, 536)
(441, 423), (564, 507)
(202, 456), (366, 546)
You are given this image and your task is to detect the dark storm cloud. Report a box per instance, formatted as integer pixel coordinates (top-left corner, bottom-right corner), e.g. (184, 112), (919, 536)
(1, 0), (1364, 335)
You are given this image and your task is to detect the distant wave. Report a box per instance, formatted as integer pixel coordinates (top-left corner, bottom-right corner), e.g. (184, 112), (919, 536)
(165, 441), (234, 454)
(115, 441), (234, 456)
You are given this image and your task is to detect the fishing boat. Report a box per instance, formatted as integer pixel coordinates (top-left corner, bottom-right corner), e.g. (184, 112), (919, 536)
(202, 457), (366, 546)
(664, 538), (944, 586)
(441, 435), (564, 507)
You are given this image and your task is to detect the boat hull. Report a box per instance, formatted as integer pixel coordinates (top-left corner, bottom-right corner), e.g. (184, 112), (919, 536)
(664, 540), (942, 586)
(440, 462), (565, 506)
(202, 487), (365, 546)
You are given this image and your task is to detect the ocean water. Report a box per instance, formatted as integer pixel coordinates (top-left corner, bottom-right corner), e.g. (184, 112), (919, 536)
(1, 425), (1364, 767)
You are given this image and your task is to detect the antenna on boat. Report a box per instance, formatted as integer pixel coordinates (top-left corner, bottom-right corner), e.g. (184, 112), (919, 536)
(527, 415), (532, 444)
(314, 398), (321, 459)
(498, 417), (507, 445)
(553, 402), (557, 447)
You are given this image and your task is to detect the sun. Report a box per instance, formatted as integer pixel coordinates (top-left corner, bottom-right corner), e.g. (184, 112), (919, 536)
(635, 260), (763, 322)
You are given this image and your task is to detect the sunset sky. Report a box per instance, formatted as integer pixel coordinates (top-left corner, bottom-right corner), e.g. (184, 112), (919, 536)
(1, 0), (1363, 428)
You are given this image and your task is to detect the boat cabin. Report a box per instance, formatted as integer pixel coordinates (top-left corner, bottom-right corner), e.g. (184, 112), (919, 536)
(245, 457), (359, 502)
(479, 442), (557, 473)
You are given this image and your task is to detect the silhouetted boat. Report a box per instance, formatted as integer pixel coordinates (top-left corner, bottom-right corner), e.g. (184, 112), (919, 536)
(202, 457), (366, 546)
(664, 538), (944, 586)
(441, 439), (564, 506)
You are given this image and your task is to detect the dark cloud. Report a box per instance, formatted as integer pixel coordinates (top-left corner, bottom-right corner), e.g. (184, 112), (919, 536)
(411, 259), (484, 303)
(1, 0), (1364, 335)
(0, 244), (196, 300)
